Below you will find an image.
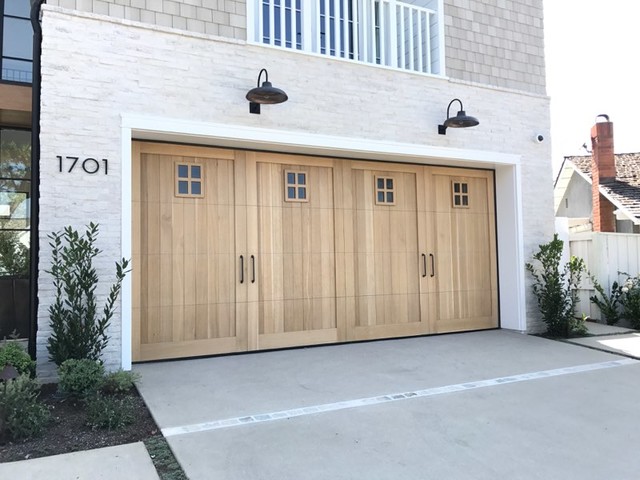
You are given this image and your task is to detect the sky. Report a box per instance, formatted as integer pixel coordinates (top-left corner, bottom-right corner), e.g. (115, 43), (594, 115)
(543, 0), (640, 173)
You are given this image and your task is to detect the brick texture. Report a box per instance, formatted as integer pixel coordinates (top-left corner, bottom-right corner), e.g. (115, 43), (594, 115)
(36, 6), (553, 379)
(591, 121), (616, 232)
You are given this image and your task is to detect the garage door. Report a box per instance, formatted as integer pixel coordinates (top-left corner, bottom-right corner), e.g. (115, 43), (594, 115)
(132, 143), (498, 361)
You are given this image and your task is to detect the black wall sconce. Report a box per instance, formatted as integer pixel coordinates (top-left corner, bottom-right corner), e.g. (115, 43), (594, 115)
(246, 68), (288, 114)
(438, 98), (479, 135)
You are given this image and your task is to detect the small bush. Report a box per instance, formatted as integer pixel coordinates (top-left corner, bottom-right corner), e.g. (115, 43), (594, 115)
(526, 234), (587, 337)
(590, 278), (622, 326)
(101, 369), (140, 395)
(0, 342), (35, 377)
(620, 275), (640, 329)
(86, 393), (135, 430)
(58, 359), (105, 398)
(0, 374), (50, 441)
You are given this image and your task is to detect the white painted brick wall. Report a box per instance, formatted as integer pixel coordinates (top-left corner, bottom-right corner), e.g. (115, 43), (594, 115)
(45, 0), (545, 95)
(36, 6), (552, 379)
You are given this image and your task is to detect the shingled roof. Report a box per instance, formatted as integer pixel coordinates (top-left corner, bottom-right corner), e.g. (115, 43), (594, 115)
(563, 153), (640, 220)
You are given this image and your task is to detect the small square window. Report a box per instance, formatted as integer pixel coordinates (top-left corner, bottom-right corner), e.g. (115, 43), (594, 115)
(452, 181), (469, 208)
(375, 176), (396, 206)
(175, 162), (204, 198)
(284, 170), (309, 202)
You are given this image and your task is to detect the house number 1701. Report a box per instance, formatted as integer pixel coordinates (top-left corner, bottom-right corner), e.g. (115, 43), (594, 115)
(57, 156), (108, 175)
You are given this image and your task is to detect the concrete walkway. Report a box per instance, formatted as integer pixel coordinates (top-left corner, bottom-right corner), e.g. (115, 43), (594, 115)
(135, 330), (640, 480)
(0, 442), (159, 480)
(567, 321), (640, 358)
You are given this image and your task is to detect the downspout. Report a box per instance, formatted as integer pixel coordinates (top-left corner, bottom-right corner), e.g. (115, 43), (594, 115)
(28, 1), (44, 359)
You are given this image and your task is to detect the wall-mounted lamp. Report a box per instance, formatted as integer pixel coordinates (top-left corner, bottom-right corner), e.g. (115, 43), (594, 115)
(246, 68), (288, 114)
(438, 98), (479, 135)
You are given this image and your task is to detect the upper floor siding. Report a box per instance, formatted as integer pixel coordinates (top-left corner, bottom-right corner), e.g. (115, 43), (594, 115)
(44, 0), (545, 94)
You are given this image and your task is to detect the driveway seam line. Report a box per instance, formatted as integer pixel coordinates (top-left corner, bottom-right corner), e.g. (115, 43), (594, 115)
(161, 358), (638, 437)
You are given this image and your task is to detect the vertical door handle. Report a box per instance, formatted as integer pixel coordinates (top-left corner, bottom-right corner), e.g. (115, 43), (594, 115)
(251, 255), (256, 283)
(421, 254), (427, 278)
(430, 254), (435, 277)
(239, 255), (244, 284)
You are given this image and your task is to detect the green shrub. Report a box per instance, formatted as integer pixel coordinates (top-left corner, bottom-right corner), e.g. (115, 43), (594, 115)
(526, 234), (587, 337)
(590, 278), (622, 326)
(101, 369), (140, 395)
(58, 359), (105, 398)
(86, 393), (135, 430)
(619, 274), (640, 329)
(46, 223), (130, 366)
(0, 342), (35, 376)
(0, 374), (50, 441)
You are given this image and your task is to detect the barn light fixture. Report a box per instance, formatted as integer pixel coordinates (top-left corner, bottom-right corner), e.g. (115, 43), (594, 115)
(246, 68), (288, 114)
(438, 98), (479, 135)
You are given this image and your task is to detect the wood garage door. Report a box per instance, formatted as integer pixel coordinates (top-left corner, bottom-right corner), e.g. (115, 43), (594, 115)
(132, 143), (498, 361)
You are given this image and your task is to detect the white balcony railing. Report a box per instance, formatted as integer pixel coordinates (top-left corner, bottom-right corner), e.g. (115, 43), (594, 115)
(248, 0), (444, 75)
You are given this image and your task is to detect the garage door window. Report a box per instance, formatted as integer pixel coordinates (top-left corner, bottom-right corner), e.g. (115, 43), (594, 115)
(375, 176), (395, 205)
(452, 181), (469, 208)
(175, 163), (204, 198)
(284, 170), (308, 202)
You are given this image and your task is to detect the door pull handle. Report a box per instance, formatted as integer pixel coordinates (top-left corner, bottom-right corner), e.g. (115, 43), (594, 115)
(430, 253), (435, 277)
(239, 255), (244, 284)
(251, 255), (256, 284)
(421, 254), (427, 278)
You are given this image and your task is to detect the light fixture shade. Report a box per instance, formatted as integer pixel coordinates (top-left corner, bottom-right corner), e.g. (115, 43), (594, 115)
(438, 98), (479, 135)
(246, 81), (288, 104)
(443, 110), (479, 129)
(247, 68), (288, 114)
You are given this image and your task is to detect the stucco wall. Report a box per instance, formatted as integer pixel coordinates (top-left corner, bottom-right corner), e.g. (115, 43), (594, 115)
(36, 6), (553, 379)
(556, 172), (593, 218)
(45, 0), (546, 95)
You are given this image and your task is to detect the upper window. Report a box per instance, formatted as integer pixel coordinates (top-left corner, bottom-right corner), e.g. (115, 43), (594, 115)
(284, 170), (308, 202)
(251, 0), (443, 75)
(452, 181), (469, 208)
(1, 0), (33, 84)
(175, 163), (204, 198)
(375, 176), (395, 205)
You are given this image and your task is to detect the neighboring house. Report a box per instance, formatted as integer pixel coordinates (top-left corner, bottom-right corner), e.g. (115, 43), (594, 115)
(555, 120), (640, 234)
(28, 0), (552, 379)
(0, 0), (33, 344)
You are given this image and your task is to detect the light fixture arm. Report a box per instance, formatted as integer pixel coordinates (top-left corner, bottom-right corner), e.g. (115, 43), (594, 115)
(446, 98), (464, 120)
(256, 68), (268, 88)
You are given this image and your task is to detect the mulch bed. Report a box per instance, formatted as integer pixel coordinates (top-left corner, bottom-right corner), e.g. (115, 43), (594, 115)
(0, 384), (161, 463)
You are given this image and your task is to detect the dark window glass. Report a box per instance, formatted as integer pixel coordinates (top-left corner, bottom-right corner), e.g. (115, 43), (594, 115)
(287, 172), (295, 184)
(298, 187), (306, 199)
(377, 191), (384, 203)
(191, 182), (201, 195)
(462, 196), (469, 206)
(297, 173), (306, 185)
(3, 17), (32, 60)
(386, 192), (393, 203)
(454, 195), (461, 206)
(386, 178), (393, 189)
(462, 183), (468, 194)
(0, 129), (31, 178)
(287, 186), (295, 199)
(191, 165), (201, 179)
(454, 183), (460, 193)
(5, 1), (31, 17)
(177, 164), (188, 178)
(178, 181), (189, 194)
(377, 178), (384, 189)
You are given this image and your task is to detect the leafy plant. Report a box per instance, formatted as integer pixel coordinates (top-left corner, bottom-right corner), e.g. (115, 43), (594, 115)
(46, 223), (130, 366)
(85, 393), (135, 430)
(619, 274), (640, 329)
(101, 369), (140, 395)
(0, 341), (35, 376)
(0, 374), (50, 441)
(0, 230), (29, 276)
(525, 234), (587, 337)
(590, 278), (622, 325)
(58, 359), (105, 399)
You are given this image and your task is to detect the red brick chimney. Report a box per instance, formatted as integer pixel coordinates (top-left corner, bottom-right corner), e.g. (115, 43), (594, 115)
(591, 118), (615, 232)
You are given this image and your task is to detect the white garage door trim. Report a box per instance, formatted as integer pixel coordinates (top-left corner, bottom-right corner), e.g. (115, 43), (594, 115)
(119, 113), (525, 370)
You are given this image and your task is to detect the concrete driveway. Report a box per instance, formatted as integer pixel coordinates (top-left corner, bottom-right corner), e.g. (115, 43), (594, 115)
(134, 331), (640, 480)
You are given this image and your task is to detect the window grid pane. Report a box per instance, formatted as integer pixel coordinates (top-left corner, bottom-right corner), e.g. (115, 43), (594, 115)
(284, 169), (309, 202)
(175, 162), (205, 198)
(375, 175), (395, 206)
(452, 182), (470, 208)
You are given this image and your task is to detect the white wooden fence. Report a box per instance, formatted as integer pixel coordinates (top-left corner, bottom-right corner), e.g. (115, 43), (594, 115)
(568, 232), (640, 321)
